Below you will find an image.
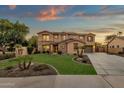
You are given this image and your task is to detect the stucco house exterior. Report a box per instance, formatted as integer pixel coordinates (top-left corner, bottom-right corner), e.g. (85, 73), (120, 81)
(108, 36), (124, 54)
(37, 31), (95, 54)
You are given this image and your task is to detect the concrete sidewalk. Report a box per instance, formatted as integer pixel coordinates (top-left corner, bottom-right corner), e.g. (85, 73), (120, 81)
(0, 75), (124, 88)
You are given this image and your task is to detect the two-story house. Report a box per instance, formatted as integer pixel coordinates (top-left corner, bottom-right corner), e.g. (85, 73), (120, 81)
(37, 31), (95, 54)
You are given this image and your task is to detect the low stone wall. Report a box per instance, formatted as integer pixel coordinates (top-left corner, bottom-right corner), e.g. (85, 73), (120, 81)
(0, 53), (15, 60)
(15, 47), (28, 57)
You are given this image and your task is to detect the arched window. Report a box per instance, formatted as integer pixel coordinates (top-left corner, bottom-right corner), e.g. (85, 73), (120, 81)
(87, 36), (93, 42)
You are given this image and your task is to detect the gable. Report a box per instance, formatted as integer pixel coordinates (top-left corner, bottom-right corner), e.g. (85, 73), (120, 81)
(58, 38), (85, 44)
(37, 31), (51, 35)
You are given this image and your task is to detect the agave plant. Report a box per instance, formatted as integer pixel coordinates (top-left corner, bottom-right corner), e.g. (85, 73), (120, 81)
(18, 56), (33, 70)
(76, 45), (85, 58)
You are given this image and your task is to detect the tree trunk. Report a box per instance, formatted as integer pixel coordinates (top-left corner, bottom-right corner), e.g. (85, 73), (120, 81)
(106, 44), (109, 54)
(32, 48), (36, 54)
(80, 48), (84, 57)
(77, 48), (80, 57)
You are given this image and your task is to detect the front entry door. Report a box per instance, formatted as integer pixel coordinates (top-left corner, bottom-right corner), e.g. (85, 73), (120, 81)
(42, 45), (50, 51)
(53, 45), (58, 52)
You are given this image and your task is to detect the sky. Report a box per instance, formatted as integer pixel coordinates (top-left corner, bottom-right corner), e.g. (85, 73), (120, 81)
(0, 5), (124, 43)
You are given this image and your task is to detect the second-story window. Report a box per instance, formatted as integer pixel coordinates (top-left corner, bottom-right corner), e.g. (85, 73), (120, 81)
(62, 35), (66, 40)
(79, 36), (83, 39)
(54, 34), (58, 39)
(42, 34), (50, 41)
(87, 36), (93, 42)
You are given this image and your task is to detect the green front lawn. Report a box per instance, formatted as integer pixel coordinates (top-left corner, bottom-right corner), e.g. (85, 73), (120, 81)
(0, 54), (97, 75)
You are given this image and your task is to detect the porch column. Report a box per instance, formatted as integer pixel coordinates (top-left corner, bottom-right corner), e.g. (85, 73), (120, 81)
(93, 45), (95, 52)
(65, 43), (68, 53)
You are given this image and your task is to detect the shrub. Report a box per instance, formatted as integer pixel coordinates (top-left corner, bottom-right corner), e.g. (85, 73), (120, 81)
(33, 64), (49, 71)
(0, 53), (15, 60)
(73, 53), (77, 56)
(46, 51), (50, 54)
(118, 52), (124, 54)
(78, 54), (83, 58)
(42, 51), (46, 54)
(7, 47), (15, 52)
(34, 51), (41, 54)
(58, 51), (62, 55)
(4, 66), (14, 70)
(27, 46), (33, 54)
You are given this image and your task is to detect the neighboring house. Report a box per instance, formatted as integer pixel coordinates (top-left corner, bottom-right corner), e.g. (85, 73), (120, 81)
(108, 36), (124, 54)
(37, 31), (95, 54)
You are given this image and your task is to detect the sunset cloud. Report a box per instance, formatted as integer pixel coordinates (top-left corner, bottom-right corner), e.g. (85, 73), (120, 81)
(74, 6), (124, 19)
(84, 28), (117, 34)
(37, 6), (68, 21)
(111, 24), (124, 29)
(74, 12), (124, 18)
(8, 5), (16, 10)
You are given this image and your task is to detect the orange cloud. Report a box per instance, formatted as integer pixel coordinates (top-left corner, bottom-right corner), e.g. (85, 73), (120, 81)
(37, 6), (68, 21)
(8, 5), (16, 10)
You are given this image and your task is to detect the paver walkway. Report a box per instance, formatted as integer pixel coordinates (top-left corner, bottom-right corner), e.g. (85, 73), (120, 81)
(86, 53), (124, 75)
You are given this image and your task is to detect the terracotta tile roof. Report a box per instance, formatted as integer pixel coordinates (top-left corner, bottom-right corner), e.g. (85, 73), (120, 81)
(37, 30), (51, 34)
(42, 38), (85, 46)
(57, 38), (86, 44)
(37, 30), (95, 36)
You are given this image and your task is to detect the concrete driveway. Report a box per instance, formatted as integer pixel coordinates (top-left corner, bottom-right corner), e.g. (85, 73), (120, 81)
(86, 53), (124, 75)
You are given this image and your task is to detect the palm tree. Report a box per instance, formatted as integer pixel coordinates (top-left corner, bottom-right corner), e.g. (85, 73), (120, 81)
(75, 46), (79, 56)
(80, 46), (85, 57)
(76, 45), (85, 57)
(117, 31), (123, 37)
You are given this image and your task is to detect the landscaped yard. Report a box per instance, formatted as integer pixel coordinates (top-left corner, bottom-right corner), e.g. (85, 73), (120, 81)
(0, 54), (97, 75)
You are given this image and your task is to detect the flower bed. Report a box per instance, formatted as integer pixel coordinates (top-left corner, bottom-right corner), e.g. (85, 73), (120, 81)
(73, 55), (91, 64)
(0, 63), (58, 77)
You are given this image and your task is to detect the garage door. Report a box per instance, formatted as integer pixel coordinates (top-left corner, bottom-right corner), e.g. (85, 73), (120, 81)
(84, 46), (93, 53)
